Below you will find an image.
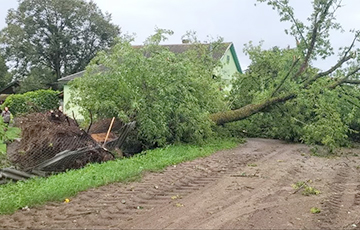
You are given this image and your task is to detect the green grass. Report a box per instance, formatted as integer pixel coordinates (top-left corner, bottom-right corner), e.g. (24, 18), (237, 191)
(0, 127), (21, 154)
(0, 137), (241, 215)
(0, 144), (6, 157)
(5, 127), (21, 142)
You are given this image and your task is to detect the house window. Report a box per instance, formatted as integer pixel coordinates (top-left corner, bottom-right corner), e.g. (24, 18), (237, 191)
(226, 55), (230, 64)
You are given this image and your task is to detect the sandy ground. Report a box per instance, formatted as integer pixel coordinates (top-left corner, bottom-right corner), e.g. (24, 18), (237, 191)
(2, 138), (360, 229)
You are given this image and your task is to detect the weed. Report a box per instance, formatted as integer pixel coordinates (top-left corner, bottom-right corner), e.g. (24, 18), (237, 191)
(310, 207), (321, 214)
(292, 180), (321, 196)
(292, 181), (306, 189)
(247, 163), (257, 167)
(302, 186), (321, 196)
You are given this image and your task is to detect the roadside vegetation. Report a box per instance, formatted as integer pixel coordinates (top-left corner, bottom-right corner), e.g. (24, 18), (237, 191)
(0, 126), (21, 167)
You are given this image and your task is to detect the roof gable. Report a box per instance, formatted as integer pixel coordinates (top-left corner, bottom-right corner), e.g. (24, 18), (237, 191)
(133, 42), (232, 60)
(58, 70), (86, 82)
(58, 42), (241, 82)
(0, 81), (20, 94)
(229, 43), (242, 73)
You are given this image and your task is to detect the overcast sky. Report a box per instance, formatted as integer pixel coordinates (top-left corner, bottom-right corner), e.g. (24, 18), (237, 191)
(1, 0), (360, 70)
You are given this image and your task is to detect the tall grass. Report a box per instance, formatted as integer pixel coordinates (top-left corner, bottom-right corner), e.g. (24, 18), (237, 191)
(0, 138), (240, 214)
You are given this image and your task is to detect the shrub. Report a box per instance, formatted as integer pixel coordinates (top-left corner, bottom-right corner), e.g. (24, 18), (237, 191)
(2, 89), (60, 116)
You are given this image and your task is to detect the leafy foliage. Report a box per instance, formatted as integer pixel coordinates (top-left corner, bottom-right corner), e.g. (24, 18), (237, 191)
(16, 67), (57, 93)
(228, 42), (360, 150)
(215, 0), (360, 150)
(69, 30), (228, 149)
(2, 89), (60, 116)
(0, 0), (120, 81)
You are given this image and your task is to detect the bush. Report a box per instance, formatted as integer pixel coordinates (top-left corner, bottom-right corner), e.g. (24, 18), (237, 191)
(2, 89), (60, 116)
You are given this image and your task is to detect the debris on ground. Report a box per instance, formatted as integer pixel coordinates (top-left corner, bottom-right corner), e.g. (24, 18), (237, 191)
(7, 110), (115, 172)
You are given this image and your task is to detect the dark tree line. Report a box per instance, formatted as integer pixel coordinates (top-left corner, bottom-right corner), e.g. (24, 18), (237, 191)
(0, 0), (120, 91)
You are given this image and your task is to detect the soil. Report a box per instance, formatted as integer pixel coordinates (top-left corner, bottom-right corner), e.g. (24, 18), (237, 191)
(2, 138), (360, 229)
(88, 118), (124, 134)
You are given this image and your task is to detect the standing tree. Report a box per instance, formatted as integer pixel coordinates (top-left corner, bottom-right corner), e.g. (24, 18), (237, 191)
(0, 0), (120, 82)
(0, 54), (12, 90)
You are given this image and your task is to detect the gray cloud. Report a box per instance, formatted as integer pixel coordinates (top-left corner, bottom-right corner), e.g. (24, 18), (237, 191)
(1, 0), (359, 70)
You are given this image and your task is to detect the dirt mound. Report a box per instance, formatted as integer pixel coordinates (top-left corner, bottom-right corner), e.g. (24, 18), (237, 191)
(8, 110), (114, 171)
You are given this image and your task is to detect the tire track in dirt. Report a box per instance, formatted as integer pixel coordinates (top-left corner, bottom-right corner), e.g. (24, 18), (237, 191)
(315, 166), (350, 228)
(344, 165), (360, 229)
(116, 140), (310, 229)
(311, 159), (360, 229)
(115, 139), (282, 229)
(206, 143), (311, 229)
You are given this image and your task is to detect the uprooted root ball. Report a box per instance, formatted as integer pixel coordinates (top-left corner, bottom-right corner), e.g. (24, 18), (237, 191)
(7, 110), (114, 171)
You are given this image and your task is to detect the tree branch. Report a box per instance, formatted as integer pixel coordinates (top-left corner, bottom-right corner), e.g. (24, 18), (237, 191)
(271, 57), (300, 97)
(293, 1), (332, 79)
(86, 109), (93, 133)
(342, 79), (360, 84)
(328, 67), (360, 89)
(275, 0), (308, 48)
(303, 55), (353, 87)
(210, 94), (296, 125)
(302, 33), (357, 87)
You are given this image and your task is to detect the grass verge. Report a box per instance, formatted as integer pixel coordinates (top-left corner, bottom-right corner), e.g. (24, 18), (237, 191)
(0, 137), (241, 215)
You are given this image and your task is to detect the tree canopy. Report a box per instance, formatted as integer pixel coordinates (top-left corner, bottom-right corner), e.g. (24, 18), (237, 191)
(0, 0), (120, 83)
(69, 30), (228, 149)
(0, 54), (11, 90)
(211, 0), (360, 150)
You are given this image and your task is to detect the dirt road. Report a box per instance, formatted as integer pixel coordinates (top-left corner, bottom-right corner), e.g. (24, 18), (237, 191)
(2, 138), (360, 229)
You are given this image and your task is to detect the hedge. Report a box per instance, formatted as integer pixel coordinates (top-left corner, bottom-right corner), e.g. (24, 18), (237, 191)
(2, 89), (60, 116)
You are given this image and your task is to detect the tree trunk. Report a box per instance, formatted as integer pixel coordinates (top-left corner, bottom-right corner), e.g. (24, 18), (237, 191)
(210, 94), (295, 125)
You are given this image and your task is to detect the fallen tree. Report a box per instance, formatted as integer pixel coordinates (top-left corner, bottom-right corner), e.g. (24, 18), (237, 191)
(69, 0), (360, 150)
(208, 0), (360, 150)
(213, 0), (360, 126)
(211, 94), (296, 125)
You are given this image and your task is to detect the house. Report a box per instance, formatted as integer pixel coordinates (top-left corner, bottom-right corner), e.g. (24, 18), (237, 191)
(58, 41), (242, 119)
